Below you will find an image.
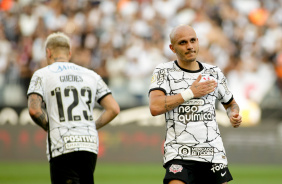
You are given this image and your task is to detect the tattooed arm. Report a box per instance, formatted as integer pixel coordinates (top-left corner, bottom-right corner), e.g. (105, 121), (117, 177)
(28, 94), (49, 131)
(149, 75), (217, 116)
(149, 90), (184, 116)
(95, 94), (120, 130)
(223, 99), (242, 128)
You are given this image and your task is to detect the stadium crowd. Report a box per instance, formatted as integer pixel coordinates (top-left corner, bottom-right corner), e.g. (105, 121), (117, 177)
(0, 0), (281, 110)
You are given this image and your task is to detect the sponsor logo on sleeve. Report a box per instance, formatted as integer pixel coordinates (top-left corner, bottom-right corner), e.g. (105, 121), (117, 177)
(157, 69), (165, 85)
(221, 78), (230, 95)
(29, 76), (42, 91)
(151, 74), (156, 83)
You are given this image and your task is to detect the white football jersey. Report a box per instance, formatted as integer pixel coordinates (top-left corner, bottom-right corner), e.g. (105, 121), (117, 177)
(149, 61), (233, 165)
(27, 62), (111, 160)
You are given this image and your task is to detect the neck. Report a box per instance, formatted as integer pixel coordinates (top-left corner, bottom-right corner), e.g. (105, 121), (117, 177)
(177, 59), (199, 70)
(47, 56), (69, 65)
(48, 55), (69, 65)
(53, 56), (69, 62)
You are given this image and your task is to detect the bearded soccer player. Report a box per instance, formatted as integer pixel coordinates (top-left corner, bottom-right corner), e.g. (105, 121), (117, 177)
(149, 25), (242, 184)
(27, 32), (120, 184)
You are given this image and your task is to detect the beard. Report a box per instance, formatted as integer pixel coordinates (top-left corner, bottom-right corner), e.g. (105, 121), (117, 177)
(180, 50), (198, 63)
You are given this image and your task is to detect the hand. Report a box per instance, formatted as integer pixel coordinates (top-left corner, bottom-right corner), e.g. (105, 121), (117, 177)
(230, 113), (242, 128)
(190, 74), (217, 98)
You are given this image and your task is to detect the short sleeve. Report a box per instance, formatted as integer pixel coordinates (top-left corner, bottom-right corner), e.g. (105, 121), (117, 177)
(217, 70), (233, 104)
(149, 64), (167, 95)
(95, 76), (111, 103)
(27, 71), (44, 99)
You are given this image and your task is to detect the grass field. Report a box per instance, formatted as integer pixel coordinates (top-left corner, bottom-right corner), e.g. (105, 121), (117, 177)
(0, 162), (282, 184)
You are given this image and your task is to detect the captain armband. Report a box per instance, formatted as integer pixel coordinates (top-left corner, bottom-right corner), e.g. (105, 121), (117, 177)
(180, 88), (194, 101)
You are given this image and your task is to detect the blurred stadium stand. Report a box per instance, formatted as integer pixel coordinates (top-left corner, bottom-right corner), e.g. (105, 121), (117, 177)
(0, 0), (282, 163)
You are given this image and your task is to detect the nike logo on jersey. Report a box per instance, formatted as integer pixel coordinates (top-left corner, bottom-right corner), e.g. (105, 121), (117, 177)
(221, 171), (226, 177)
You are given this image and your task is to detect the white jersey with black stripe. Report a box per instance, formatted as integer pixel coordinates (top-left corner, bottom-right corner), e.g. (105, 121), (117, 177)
(149, 60), (233, 165)
(27, 62), (111, 160)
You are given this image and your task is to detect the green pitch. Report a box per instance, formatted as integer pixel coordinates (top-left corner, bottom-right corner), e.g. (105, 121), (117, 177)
(0, 162), (281, 184)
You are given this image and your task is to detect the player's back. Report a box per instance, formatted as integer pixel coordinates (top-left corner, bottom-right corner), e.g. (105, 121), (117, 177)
(35, 62), (100, 128)
(27, 62), (106, 159)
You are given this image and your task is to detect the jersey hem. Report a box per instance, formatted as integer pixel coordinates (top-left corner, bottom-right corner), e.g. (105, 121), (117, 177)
(27, 92), (44, 101)
(163, 158), (228, 167)
(221, 95), (233, 105)
(148, 88), (166, 95)
(97, 92), (112, 104)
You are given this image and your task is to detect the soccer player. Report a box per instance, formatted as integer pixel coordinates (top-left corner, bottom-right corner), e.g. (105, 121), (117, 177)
(27, 32), (120, 184)
(149, 25), (242, 184)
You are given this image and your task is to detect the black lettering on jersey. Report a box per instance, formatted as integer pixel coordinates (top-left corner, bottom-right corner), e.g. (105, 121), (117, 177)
(178, 146), (214, 157)
(167, 68), (182, 72)
(51, 86), (93, 122)
(203, 69), (217, 75)
(157, 69), (165, 85)
(221, 78), (230, 95)
(60, 75), (83, 82)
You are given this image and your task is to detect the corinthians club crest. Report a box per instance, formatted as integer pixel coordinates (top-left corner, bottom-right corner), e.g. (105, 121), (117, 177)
(169, 164), (183, 174)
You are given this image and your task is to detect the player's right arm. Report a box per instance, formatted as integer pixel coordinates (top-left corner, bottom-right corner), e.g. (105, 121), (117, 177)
(28, 94), (49, 131)
(95, 94), (120, 130)
(149, 75), (217, 116)
(149, 90), (184, 116)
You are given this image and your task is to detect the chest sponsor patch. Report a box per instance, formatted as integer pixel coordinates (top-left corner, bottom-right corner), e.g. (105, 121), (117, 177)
(179, 146), (214, 156)
(178, 105), (213, 124)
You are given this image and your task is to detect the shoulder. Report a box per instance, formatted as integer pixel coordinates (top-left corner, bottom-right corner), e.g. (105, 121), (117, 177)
(200, 62), (217, 69)
(32, 66), (49, 76)
(74, 64), (105, 82)
(81, 66), (101, 79)
(154, 60), (175, 70)
(200, 62), (223, 73)
(76, 64), (95, 74)
(67, 63), (101, 78)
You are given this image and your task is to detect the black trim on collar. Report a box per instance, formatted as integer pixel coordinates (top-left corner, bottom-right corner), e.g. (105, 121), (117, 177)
(174, 60), (204, 73)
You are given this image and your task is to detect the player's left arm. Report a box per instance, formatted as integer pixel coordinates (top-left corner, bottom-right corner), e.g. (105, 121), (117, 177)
(28, 94), (49, 131)
(223, 99), (242, 128)
(95, 94), (120, 130)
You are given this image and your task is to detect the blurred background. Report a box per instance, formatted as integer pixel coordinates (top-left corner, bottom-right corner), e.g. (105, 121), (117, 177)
(0, 0), (282, 183)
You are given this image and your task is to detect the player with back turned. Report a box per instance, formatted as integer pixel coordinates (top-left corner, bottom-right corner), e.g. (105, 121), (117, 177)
(27, 32), (120, 184)
(149, 25), (242, 184)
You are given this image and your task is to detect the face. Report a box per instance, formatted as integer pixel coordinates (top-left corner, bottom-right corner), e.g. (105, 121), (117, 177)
(169, 26), (199, 63)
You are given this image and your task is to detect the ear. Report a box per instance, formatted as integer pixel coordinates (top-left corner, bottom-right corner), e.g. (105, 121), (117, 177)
(169, 44), (175, 53)
(68, 51), (72, 60)
(46, 48), (51, 58)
